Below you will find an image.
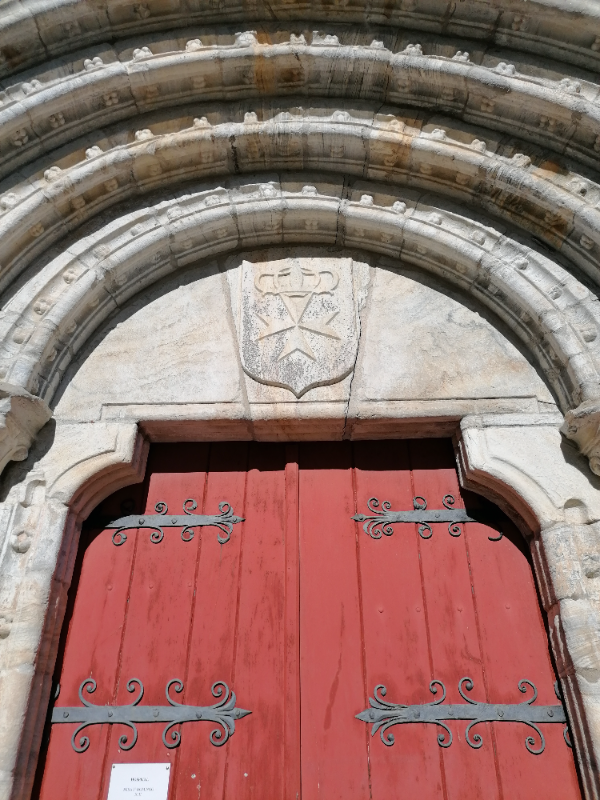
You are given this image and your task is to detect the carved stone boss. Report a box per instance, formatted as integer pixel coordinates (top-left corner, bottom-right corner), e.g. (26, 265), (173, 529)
(106, 499), (244, 546)
(52, 678), (251, 752)
(356, 678), (570, 755)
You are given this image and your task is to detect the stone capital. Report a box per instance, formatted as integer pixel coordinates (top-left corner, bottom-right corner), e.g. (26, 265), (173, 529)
(0, 383), (51, 475)
(562, 401), (600, 477)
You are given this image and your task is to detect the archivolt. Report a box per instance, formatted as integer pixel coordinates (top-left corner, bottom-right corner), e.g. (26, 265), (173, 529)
(1, 0), (600, 477)
(1, 179), (598, 414)
(2, 37), (600, 181)
(0, 0), (598, 80)
(3, 113), (600, 297)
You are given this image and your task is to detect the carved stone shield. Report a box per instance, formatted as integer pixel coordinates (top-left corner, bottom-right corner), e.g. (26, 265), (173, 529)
(235, 256), (360, 397)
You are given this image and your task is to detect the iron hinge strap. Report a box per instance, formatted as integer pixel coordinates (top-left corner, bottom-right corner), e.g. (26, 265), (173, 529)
(356, 678), (570, 754)
(52, 679), (251, 752)
(352, 495), (500, 540)
(106, 499), (244, 546)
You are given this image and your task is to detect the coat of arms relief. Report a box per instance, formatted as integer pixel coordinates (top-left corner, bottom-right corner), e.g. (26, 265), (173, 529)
(229, 256), (367, 397)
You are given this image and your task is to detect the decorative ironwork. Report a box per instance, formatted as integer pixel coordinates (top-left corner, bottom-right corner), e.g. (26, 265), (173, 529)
(356, 677), (568, 754)
(51, 678), (251, 752)
(107, 499), (244, 546)
(352, 495), (479, 540)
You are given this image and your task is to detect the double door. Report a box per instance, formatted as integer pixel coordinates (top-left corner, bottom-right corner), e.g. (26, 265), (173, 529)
(38, 441), (581, 799)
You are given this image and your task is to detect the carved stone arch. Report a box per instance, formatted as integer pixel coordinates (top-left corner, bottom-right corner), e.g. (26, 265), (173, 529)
(1, 181), (596, 408)
(1, 39), (599, 178)
(1, 0), (599, 79)
(3, 175), (600, 476)
(3, 114), (600, 295)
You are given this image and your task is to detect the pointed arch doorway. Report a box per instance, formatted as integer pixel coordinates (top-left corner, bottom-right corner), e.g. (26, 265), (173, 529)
(36, 440), (582, 800)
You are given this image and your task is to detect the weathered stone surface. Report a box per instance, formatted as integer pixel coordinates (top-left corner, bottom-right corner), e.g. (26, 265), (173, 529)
(1, 180), (596, 428)
(563, 401), (600, 477)
(1, 0), (599, 82)
(0, 384), (50, 474)
(52, 251), (558, 425)
(54, 266), (243, 420)
(458, 415), (600, 530)
(3, 109), (600, 296)
(356, 267), (554, 406)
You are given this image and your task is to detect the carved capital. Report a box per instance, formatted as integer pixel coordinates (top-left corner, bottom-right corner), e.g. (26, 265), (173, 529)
(562, 401), (600, 476)
(0, 383), (51, 475)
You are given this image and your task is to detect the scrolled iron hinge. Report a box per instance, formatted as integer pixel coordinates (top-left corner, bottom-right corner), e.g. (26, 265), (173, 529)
(352, 495), (500, 540)
(52, 678), (251, 752)
(356, 677), (570, 754)
(106, 499), (244, 546)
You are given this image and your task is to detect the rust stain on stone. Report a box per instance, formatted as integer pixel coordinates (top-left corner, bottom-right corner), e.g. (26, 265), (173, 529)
(537, 160), (570, 177)
(254, 53), (277, 94)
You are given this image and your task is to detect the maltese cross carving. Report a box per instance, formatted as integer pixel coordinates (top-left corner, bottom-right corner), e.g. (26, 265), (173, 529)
(256, 260), (340, 362)
(237, 257), (360, 396)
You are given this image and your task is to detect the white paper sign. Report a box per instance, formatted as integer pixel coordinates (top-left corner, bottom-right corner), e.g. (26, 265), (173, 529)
(107, 763), (170, 800)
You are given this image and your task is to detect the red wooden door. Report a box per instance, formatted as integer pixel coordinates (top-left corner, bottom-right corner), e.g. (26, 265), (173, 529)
(37, 441), (582, 800)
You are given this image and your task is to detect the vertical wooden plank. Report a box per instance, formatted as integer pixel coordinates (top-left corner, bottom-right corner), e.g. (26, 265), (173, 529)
(353, 440), (446, 800)
(409, 439), (502, 800)
(284, 445), (301, 800)
(171, 442), (249, 800)
(466, 521), (582, 799)
(299, 442), (370, 800)
(39, 527), (136, 800)
(221, 443), (288, 800)
(98, 444), (210, 788)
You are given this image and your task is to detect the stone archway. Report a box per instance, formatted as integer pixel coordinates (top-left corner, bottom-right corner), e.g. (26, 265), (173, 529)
(2, 0), (600, 797)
